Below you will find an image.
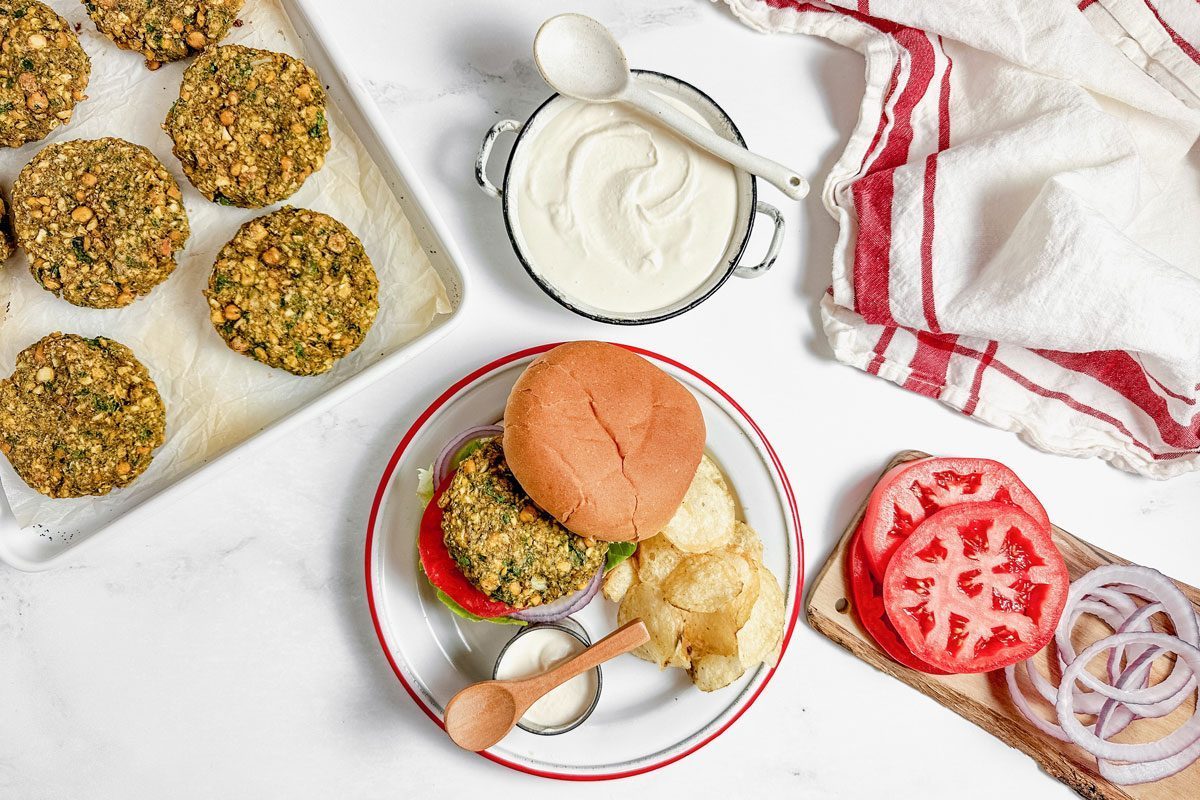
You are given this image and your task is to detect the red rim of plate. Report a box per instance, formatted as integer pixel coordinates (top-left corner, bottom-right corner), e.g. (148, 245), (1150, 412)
(363, 342), (804, 781)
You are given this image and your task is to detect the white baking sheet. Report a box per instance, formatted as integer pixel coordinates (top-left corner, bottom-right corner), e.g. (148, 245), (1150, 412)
(0, 0), (451, 538)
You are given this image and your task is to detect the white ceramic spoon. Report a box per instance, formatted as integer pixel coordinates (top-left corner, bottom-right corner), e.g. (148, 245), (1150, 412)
(533, 13), (810, 201)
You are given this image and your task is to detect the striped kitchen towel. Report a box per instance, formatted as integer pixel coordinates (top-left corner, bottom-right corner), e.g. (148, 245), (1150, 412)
(723, 0), (1200, 478)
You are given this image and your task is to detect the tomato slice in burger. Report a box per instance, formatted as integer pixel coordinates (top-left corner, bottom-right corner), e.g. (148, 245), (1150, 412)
(881, 502), (1068, 674)
(418, 471), (518, 619)
(860, 457), (1049, 579)
(846, 527), (948, 675)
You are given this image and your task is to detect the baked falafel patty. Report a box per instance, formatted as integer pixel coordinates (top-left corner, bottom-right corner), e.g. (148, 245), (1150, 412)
(164, 44), (330, 207)
(205, 207), (378, 376)
(0, 332), (166, 499)
(84, 0), (245, 68)
(438, 439), (608, 609)
(0, 1), (91, 148)
(12, 137), (191, 308)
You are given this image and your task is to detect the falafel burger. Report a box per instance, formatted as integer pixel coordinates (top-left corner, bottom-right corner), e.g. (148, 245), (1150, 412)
(417, 341), (706, 624)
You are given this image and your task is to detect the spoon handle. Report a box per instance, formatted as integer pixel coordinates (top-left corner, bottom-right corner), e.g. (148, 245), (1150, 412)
(622, 82), (809, 201)
(516, 619), (650, 713)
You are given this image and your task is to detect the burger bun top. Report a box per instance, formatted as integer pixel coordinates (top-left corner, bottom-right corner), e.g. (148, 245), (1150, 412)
(503, 341), (705, 542)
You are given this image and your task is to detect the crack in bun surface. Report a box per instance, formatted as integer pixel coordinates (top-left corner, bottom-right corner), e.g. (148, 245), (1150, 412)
(503, 341), (706, 542)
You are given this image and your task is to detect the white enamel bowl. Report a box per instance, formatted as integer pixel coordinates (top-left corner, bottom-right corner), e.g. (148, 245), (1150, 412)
(364, 343), (802, 780)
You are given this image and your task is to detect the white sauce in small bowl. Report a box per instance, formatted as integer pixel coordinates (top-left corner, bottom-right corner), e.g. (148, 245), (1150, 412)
(494, 626), (599, 731)
(514, 92), (739, 315)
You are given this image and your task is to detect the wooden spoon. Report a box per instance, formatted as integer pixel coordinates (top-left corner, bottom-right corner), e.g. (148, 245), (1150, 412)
(444, 619), (650, 751)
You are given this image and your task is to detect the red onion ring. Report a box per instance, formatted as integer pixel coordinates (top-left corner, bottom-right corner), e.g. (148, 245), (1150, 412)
(1006, 564), (1200, 783)
(1057, 632), (1200, 764)
(1099, 602), (1196, 715)
(508, 564), (604, 623)
(1006, 597), (1146, 741)
(1062, 568), (1198, 706)
(432, 425), (504, 486)
(1027, 592), (1140, 715)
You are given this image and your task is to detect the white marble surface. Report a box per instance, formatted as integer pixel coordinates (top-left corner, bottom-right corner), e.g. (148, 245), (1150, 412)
(4, 1), (1200, 797)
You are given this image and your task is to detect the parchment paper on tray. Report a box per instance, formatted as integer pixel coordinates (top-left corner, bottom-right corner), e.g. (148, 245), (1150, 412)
(0, 0), (451, 537)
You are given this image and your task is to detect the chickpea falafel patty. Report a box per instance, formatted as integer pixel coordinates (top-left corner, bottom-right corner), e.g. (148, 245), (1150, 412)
(84, 0), (245, 69)
(0, 333), (166, 499)
(205, 207), (378, 376)
(11, 137), (191, 308)
(439, 439), (608, 609)
(164, 44), (330, 207)
(0, 1), (90, 148)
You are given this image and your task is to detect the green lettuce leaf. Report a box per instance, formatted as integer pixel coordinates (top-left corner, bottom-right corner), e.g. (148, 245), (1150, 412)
(605, 541), (637, 572)
(436, 588), (525, 626)
(415, 464), (435, 507)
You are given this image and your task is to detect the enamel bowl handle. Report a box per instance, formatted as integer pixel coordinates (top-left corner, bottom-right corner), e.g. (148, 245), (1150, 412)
(475, 119), (521, 198)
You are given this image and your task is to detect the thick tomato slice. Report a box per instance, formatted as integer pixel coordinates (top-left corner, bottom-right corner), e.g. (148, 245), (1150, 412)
(846, 527), (948, 675)
(418, 471), (517, 619)
(881, 502), (1068, 674)
(861, 457), (1049, 579)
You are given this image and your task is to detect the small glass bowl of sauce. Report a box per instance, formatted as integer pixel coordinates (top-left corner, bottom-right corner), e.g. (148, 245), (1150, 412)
(492, 618), (602, 736)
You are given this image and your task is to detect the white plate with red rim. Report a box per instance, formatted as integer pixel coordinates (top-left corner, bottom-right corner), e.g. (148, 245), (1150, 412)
(364, 343), (802, 780)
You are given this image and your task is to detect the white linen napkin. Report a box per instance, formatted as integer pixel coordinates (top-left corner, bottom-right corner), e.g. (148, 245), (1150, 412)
(724, 0), (1200, 477)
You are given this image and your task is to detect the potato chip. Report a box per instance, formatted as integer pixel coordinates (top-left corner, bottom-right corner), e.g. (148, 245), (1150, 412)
(689, 653), (747, 693)
(662, 552), (747, 613)
(635, 534), (684, 585)
(737, 562), (786, 668)
(602, 559), (636, 603)
(728, 520), (763, 562)
(726, 553), (761, 627)
(765, 638), (782, 669)
(661, 455), (735, 553)
(618, 582), (685, 668)
(666, 638), (691, 669)
(684, 609), (740, 657)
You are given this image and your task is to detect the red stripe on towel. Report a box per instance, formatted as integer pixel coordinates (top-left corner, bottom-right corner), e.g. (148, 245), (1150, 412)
(1144, 1), (1200, 66)
(852, 28), (938, 325)
(906, 37), (954, 392)
(867, 327), (897, 375)
(963, 341), (998, 415)
(1033, 350), (1200, 449)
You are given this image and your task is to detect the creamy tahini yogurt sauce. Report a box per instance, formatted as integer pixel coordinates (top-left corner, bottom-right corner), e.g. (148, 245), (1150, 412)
(494, 626), (598, 730)
(515, 93), (739, 315)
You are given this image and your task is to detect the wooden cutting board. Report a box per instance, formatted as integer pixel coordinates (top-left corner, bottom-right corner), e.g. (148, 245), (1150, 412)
(806, 451), (1200, 800)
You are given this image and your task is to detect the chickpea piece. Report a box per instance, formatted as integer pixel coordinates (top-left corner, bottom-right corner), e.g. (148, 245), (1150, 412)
(186, 31), (207, 49)
(219, 108), (236, 126)
(260, 246), (282, 265)
(71, 206), (94, 223)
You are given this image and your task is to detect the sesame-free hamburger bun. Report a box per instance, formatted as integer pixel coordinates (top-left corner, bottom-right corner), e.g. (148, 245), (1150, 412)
(503, 341), (705, 542)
